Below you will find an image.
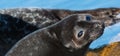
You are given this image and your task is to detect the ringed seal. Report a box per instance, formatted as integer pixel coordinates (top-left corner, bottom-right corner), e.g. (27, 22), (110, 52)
(5, 14), (104, 56)
(0, 8), (119, 55)
(1, 8), (120, 27)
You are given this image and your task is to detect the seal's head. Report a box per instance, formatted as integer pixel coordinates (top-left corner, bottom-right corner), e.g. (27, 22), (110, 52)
(51, 8), (120, 26)
(60, 14), (104, 52)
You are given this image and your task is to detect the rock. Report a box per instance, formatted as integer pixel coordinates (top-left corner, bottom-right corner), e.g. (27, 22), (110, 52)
(86, 42), (120, 56)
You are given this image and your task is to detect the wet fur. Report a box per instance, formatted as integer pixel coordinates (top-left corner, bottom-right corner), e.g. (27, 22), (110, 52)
(0, 8), (119, 56)
(5, 14), (104, 56)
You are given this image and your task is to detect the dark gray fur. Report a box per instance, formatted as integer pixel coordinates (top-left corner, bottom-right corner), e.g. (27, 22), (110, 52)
(5, 14), (104, 56)
(0, 8), (120, 56)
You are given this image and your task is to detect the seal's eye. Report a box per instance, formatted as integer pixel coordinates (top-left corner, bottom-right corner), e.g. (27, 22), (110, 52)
(77, 31), (83, 38)
(86, 15), (91, 21)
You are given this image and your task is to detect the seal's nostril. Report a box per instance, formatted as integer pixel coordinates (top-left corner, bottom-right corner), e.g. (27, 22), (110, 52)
(109, 15), (114, 18)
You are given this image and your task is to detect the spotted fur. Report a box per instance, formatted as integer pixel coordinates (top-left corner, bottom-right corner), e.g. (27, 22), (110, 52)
(0, 8), (120, 56)
(5, 14), (104, 56)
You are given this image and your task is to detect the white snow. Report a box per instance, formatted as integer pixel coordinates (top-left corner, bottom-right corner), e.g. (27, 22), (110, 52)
(109, 33), (120, 43)
(116, 13), (120, 18)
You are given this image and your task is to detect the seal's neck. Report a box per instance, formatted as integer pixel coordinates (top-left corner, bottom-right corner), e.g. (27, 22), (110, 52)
(48, 23), (62, 40)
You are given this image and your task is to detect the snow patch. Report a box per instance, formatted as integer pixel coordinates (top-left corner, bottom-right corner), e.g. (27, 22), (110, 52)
(116, 13), (120, 18)
(109, 33), (120, 43)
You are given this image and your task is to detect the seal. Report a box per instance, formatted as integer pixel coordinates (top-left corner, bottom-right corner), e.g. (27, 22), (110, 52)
(0, 8), (119, 55)
(49, 8), (120, 26)
(5, 14), (104, 56)
(1, 8), (120, 27)
(0, 14), (39, 56)
(0, 8), (59, 56)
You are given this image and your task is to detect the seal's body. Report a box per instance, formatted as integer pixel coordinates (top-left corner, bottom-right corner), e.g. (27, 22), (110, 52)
(5, 14), (104, 56)
(0, 8), (59, 56)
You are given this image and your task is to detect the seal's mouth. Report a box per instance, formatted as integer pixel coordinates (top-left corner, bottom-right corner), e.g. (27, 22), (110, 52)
(72, 39), (81, 48)
(64, 42), (81, 52)
(64, 38), (88, 52)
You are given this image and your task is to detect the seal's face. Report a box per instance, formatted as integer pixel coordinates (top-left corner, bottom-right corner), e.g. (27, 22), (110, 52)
(61, 14), (104, 52)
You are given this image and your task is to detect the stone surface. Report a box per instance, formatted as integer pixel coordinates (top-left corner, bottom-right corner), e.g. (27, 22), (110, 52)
(86, 42), (120, 56)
